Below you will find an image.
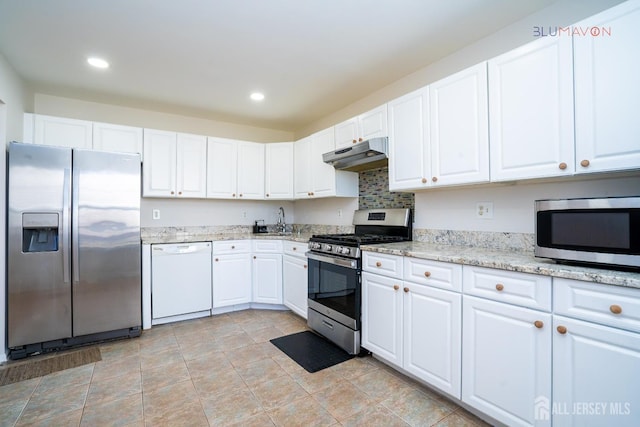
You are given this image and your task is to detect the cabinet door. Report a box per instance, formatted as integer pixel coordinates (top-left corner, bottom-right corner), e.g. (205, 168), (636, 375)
(359, 104), (388, 141)
(237, 141), (265, 200)
(574, 0), (640, 174)
(143, 129), (177, 197)
(283, 255), (308, 319)
(294, 137), (311, 198)
(212, 253), (252, 308)
(176, 133), (207, 198)
(462, 295), (551, 427)
(34, 115), (93, 149)
(430, 63), (489, 186)
(553, 315), (640, 427)
(310, 128), (337, 197)
(207, 137), (238, 199)
(361, 272), (403, 367)
(265, 142), (294, 199)
(404, 283), (461, 399)
(93, 122), (143, 156)
(253, 254), (283, 305)
(334, 118), (359, 149)
(388, 87), (430, 191)
(489, 36), (574, 181)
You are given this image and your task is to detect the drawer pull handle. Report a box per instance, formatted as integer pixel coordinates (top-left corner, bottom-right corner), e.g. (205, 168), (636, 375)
(303, 265), (307, 269)
(393, 285), (399, 291)
(424, 271), (431, 278)
(253, 256), (256, 259)
(534, 320), (544, 329)
(557, 325), (567, 335)
(495, 284), (504, 291)
(231, 245), (235, 249)
(376, 261), (382, 267)
(421, 178), (427, 184)
(580, 159), (590, 168)
(610, 304), (622, 315)
(403, 287), (409, 293)
(558, 162), (567, 170)
(215, 258), (219, 262)
(293, 247), (297, 251)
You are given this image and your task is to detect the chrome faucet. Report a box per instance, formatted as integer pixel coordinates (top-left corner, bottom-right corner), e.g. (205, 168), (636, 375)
(277, 207), (286, 233)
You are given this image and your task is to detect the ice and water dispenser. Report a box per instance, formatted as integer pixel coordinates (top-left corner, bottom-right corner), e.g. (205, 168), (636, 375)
(22, 213), (59, 252)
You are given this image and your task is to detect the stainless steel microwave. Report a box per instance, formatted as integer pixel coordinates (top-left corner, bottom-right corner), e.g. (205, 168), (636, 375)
(535, 197), (640, 269)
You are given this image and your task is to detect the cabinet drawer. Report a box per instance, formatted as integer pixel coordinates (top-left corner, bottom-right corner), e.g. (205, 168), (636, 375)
(404, 257), (462, 292)
(554, 278), (640, 333)
(362, 251), (403, 279)
(252, 239), (283, 253)
(283, 240), (306, 257)
(212, 240), (251, 254)
(463, 266), (551, 311)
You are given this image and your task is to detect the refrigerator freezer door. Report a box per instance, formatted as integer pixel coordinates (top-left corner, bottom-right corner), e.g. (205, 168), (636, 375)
(72, 149), (142, 336)
(7, 143), (72, 348)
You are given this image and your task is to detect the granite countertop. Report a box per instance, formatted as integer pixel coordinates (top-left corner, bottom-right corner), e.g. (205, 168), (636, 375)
(142, 232), (312, 245)
(360, 241), (640, 289)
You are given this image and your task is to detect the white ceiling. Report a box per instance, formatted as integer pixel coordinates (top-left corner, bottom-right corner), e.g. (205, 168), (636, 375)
(0, 0), (561, 131)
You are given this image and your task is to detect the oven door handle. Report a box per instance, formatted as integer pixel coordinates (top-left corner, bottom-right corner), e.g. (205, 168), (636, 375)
(306, 251), (358, 269)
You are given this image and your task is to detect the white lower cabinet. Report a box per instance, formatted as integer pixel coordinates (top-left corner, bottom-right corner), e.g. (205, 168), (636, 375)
(462, 295), (552, 427)
(212, 241), (252, 308)
(362, 256), (462, 399)
(282, 241), (308, 319)
(252, 240), (283, 305)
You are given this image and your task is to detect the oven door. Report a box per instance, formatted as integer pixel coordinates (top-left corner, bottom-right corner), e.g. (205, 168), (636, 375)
(306, 251), (360, 330)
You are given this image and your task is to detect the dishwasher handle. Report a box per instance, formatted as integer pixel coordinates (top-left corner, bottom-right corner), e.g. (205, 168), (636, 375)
(152, 243), (211, 254)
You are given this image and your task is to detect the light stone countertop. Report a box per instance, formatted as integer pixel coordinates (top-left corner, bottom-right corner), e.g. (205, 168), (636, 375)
(361, 241), (640, 289)
(142, 232), (312, 245)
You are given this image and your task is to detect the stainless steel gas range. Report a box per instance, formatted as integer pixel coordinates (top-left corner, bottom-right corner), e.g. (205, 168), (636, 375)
(306, 208), (412, 355)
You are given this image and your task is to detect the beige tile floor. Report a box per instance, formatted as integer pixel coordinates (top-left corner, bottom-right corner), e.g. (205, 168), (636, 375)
(0, 309), (490, 426)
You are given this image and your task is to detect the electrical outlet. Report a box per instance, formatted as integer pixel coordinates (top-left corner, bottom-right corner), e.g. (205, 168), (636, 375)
(241, 210), (247, 218)
(152, 209), (160, 220)
(338, 209), (343, 217)
(476, 202), (493, 219)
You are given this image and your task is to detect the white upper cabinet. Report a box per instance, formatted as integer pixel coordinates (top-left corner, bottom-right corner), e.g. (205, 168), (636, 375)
(237, 141), (265, 199)
(488, 36), (574, 181)
(294, 127), (358, 199)
(93, 122), (143, 156)
(430, 63), (489, 186)
(207, 137), (238, 198)
(143, 129), (206, 198)
(34, 114), (93, 149)
(334, 104), (388, 149)
(388, 87), (430, 191)
(265, 142), (293, 200)
(573, 0), (640, 174)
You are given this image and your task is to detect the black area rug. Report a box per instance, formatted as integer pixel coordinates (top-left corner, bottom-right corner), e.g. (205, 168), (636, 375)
(270, 331), (354, 373)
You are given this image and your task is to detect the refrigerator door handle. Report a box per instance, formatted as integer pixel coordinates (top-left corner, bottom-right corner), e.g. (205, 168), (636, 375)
(72, 165), (80, 285)
(62, 168), (71, 284)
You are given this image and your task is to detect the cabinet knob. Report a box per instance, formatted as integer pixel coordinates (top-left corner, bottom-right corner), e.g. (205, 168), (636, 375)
(239, 194), (243, 197)
(170, 191), (175, 195)
(231, 245), (235, 249)
(304, 265), (307, 269)
(232, 193), (236, 197)
(178, 191), (182, 195)
(580, 159), (590, 168)
(393, 284), (399, 291)
(352, 139), (357, 144)
(558, 162), (567, 170)
(358, 137), (363, 142)
(610, 304), (623, 315)
(432, 177), (438, 183)
(424, 271), (431, 278)
(557, 325), (567, 334)
(266, 193), (270, 197)
(421, 178), (427, 184)
(253, 256), (256, 259)
(293, 247), (297, 251)
(495, 284), (504, 291)
(403, 287), (409, 293)
(534, 320), (544, 329)
(215, 258), (219, 262)
(375, 261), (382, 267)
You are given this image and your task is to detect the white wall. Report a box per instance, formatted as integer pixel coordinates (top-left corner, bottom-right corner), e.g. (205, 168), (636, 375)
(414, 175), (640, 234)
(33, 93), (293, 143)
(0, 52), (30, 362)
(141, 198), (295, 228)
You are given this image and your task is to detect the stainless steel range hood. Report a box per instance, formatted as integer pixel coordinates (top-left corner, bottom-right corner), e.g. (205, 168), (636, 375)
(322, 137), (388, 172)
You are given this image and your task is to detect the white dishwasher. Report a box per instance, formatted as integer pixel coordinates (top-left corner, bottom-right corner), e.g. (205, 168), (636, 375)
(151, 242), (212, 321)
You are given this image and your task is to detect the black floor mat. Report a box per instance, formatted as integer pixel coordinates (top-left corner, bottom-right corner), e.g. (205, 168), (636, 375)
(270, 331), (354, 373)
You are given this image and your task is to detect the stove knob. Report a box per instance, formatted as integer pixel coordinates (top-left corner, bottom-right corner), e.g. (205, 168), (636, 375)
(341, 247), (351, 255)
(323, 244), (333, 251)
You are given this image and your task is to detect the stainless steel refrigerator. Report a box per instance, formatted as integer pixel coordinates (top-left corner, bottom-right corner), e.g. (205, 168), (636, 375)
(7, 142), (141, 358)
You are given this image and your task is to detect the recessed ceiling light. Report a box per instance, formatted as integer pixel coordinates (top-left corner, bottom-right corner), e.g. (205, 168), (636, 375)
(250, 92), (265, 101)
(87, 57), (109, 69)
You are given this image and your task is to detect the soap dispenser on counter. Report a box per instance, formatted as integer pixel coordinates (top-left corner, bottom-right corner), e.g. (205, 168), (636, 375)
(253, 220), (268, 234)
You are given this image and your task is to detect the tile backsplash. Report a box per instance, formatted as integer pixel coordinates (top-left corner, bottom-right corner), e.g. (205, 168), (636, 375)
(359, 167), (414, 211)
